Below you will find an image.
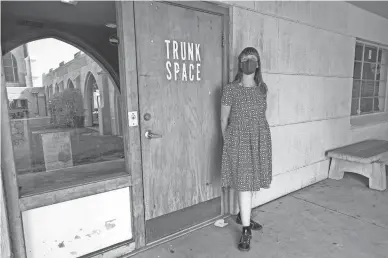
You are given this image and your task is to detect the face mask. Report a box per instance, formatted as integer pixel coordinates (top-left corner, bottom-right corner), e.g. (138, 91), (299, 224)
(241, 59), (257, 75)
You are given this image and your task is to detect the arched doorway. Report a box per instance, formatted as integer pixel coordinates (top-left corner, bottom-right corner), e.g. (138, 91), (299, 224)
(84, 72), (99, 128)
(48, 85), (53, 98)
(54, 83), (59, 94)
(67, 79), (75, 89)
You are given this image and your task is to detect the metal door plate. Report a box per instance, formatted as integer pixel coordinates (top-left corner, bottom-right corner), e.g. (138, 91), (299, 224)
(128, 111), (138, 127)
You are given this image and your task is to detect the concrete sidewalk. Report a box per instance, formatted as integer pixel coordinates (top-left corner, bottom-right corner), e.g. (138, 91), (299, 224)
(131, 173), (388, 258)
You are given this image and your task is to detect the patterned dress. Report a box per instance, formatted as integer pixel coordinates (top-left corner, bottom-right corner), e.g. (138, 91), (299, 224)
(221, 81), (272, 192)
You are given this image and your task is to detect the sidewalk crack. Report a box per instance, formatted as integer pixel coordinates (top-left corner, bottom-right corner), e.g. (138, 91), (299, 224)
(291, 195), (388, 230)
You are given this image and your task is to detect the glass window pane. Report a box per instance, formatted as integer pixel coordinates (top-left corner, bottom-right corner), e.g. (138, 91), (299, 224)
(378, 64), (387, 82)
(361, 81), (374, 97)
(364, 45), (377, 63)
(379, 49), (388, 65)
(362, 63), (376, 80)
(353, 62), (362, 79)
(351, 98), (359, 116)
(13, 86), (125, 174)
(6, 43), (126, 197)
(355, 43), (363, 61)
(374, 97), (386, 112)
(375, 81), (386, 97)
(352, 80), (361, 98)
(360, 98), (374, 114)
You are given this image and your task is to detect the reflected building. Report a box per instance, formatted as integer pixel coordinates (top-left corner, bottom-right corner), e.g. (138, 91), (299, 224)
(5, 44), (124, 176)
(42, 51), (123, 136)
(4, 45), (46, 119)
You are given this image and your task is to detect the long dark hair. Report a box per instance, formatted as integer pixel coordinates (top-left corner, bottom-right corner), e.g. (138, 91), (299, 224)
(233, 47), (268, 95)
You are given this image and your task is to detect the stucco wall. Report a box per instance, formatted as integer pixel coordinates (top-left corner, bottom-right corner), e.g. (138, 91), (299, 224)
(222, 1), (388, 212)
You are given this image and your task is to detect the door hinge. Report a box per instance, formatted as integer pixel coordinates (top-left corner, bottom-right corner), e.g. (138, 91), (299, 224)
(221, 33), (225, 48)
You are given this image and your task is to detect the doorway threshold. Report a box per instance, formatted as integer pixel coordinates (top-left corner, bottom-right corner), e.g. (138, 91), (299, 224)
(124, 214), (230, 258)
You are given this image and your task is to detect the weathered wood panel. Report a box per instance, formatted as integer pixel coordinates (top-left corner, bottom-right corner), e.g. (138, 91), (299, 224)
(1, 47), (12, 258)
(135, 1), (224, 220)
(352, 122), (388, 143)
(230, 159), (330, 214)
(347, 3), (388, 45)
(0, 170), (11, 258)
(87, 242), (135, 258)
(225, 1), (388, 46)
(19, 176), (132, 211)
(264, 74), (352, 126)
(116, 1), (146, 249)
(251, 1), (349, 37)
(18, 159), (126, 197)
(2, 53), (26, 257)
(232, 7), (355, 77)
(327, 140), (388, 163)
(271, 117), (350, 176)
(220, 1), (388, 213)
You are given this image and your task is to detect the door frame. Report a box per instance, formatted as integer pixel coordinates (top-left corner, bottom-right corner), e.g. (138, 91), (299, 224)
(116, 0), (230, 251)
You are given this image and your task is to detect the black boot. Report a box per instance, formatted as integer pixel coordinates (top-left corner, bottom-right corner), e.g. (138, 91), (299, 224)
(236, 212), (263, 231)
(238, 226), (252, 252)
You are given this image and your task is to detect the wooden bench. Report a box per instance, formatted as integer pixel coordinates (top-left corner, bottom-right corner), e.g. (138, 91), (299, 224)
(327, 139), (388, 191)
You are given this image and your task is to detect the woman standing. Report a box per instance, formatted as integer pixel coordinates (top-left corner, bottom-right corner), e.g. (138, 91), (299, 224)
(220, 47), (272, 252)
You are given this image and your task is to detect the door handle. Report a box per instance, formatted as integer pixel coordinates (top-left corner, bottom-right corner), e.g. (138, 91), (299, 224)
(145, 130), (162, 139)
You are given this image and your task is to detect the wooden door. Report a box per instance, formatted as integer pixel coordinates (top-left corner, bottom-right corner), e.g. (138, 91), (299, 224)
(134, 1), (227, 242)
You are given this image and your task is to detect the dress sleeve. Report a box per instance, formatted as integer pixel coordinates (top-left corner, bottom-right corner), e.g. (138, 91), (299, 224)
(221, 83), (233, 106)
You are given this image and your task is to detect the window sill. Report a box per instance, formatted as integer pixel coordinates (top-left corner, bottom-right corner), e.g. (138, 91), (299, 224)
(18, 159), (131, 210)
(350, 112), (388, 129)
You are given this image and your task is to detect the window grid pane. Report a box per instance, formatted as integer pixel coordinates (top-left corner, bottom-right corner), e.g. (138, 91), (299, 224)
(351, 42), (388, 116)
(375, 81), (387, 97)
(364, 45), (378, 63)
(353, 62), (362, 79)
(361, 81), (374, 97)
(355, 43), (363, 61)
(352, 80), (361, 98)
(351, 98), (359, 116)
(380, 49), (388, 65)
(360, 97), (374, 114)
(374, 97), (386, 112)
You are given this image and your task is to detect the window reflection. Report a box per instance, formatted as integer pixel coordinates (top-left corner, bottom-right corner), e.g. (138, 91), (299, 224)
(4, 39), (125, 195)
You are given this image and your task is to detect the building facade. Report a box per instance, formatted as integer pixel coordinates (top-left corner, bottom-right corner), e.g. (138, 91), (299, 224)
(4, 45), (47, 119)
(2, 1), (388, 258)
(42, 51), (123, 136)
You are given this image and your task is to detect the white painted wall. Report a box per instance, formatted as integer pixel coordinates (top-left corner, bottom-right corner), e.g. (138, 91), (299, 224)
(222, 1), (388, 213)
(22, 187), (132, 258)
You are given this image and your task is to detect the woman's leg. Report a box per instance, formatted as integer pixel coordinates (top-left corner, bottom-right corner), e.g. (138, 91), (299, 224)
(237, 191), (252, 251)
(236, 191), (263, 231)
(238, 191), (252, 226)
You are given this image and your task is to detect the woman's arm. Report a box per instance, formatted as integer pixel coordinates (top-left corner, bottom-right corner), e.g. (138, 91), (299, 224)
(221, 105), (231, 139)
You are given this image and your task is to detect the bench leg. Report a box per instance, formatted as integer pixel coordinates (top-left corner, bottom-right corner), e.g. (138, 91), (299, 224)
(369, 163), (387, 191)
(328, 158), (344, 180)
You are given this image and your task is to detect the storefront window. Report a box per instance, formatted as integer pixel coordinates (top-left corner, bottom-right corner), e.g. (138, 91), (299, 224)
(4, 39), (126, 197)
